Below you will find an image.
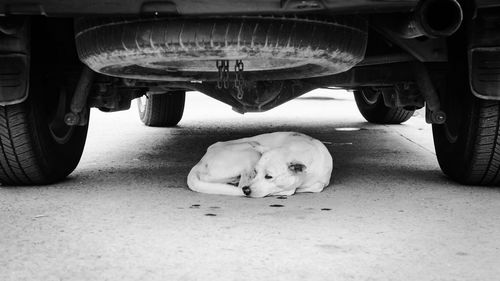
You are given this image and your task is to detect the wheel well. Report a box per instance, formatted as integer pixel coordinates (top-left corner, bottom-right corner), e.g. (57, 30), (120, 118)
(30, 17), (81, 70)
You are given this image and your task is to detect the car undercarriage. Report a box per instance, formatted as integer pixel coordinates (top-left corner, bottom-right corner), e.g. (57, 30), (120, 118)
(0, 0), (500, 186)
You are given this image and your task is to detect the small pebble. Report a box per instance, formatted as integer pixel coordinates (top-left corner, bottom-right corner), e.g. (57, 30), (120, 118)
(269, 204), (284, 208)
(32, 214), (48, 219)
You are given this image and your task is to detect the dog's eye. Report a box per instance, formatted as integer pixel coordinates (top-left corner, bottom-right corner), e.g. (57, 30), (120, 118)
(265, 174), (273, 179)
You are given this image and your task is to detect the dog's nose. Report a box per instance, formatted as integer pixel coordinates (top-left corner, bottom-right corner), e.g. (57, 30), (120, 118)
(242, 186), (251, 196)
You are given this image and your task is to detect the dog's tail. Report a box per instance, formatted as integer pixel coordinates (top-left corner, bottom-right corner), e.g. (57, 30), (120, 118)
(187, 166), (245, 196)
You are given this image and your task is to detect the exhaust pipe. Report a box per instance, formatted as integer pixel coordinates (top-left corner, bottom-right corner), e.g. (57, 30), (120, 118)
(375, 0), (463, 39)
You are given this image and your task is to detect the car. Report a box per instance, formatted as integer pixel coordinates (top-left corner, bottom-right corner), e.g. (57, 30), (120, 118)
(0, 0), (499, 186)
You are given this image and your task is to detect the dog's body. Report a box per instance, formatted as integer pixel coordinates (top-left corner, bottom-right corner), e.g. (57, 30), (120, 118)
(187, 132), (333, 197)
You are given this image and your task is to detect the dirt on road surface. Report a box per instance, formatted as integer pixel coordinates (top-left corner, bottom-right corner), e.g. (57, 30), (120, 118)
(1, 90), (500, 281)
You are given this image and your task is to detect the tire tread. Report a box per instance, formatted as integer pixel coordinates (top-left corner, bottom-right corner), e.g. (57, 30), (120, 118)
(74, 16), (367, 80)
(139, 92), (185, 127)
(470, 101), (500, 184)
(0, 105), (41, 185)
(354, 90), (414, 125)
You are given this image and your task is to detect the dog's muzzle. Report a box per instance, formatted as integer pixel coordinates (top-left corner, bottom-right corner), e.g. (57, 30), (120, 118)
(242, 186), (251, 196)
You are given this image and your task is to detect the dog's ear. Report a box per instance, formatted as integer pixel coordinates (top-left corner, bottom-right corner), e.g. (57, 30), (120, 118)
(248, 141), (269, 153)
(288, 162), (306, 173)
(238, 168), (257, 188)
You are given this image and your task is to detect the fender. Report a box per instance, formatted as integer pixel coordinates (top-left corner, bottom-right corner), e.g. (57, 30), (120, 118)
(468, 8), (500, 100)
(0, 17), (29, 105)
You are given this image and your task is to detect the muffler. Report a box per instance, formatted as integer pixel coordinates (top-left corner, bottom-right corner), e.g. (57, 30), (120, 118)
(375, 0), (463, 38)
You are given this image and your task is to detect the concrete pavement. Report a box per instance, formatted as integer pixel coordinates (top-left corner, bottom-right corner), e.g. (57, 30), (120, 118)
(1, 89), (500, 281)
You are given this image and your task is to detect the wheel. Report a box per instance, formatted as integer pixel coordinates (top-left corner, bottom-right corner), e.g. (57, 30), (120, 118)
(0, 18), (88, 185)
(0, 67), (89, 185)
(137, 91), (185, 127)
(432, 31), (500, 185)
(353, 88), (414, 124)
(74, 16), (367, 81)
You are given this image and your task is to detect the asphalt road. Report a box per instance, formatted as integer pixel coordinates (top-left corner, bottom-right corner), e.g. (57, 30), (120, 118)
(1, 89), (500, 281)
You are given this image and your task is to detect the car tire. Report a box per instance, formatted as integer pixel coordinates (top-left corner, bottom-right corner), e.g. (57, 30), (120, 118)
(432, 31), (500, 185)
(74, 16), (367, 81)
(137, 92), (185, 127)
(354, 88), (414, 124)
(0, 18), (88, 186)
(0, 67), (89, 185)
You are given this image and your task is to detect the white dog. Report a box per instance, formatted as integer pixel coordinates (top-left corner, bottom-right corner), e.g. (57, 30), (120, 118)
(187, 132), (333, 197)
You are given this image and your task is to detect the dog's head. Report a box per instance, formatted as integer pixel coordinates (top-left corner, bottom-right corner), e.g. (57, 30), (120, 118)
(241, 148), (306, 198)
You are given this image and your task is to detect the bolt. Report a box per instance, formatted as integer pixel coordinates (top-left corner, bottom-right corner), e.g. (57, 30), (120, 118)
(64, 112), (80, 126)
(433, 111), (446, 124)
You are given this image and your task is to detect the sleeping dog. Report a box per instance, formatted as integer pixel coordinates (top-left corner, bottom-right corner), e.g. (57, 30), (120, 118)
(187, 132), (333, 197)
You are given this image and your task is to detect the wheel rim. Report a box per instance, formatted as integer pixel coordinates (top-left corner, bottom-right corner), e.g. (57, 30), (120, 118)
(440, 76), (463, 144)
(138, 94), (148, 114)
(443, 117), (459, 144)
(48, 86), (74, 144)
(361, 89), (380, 105)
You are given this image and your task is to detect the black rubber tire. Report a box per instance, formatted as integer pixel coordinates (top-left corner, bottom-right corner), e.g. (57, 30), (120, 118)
(0, 69), (89, 185)
(0, 18), (88, 186)
(353, 88), (414, 124)
(74, 16), (367, 81)
(137, 92), (185, 127)
(432, 29), (500, 185)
